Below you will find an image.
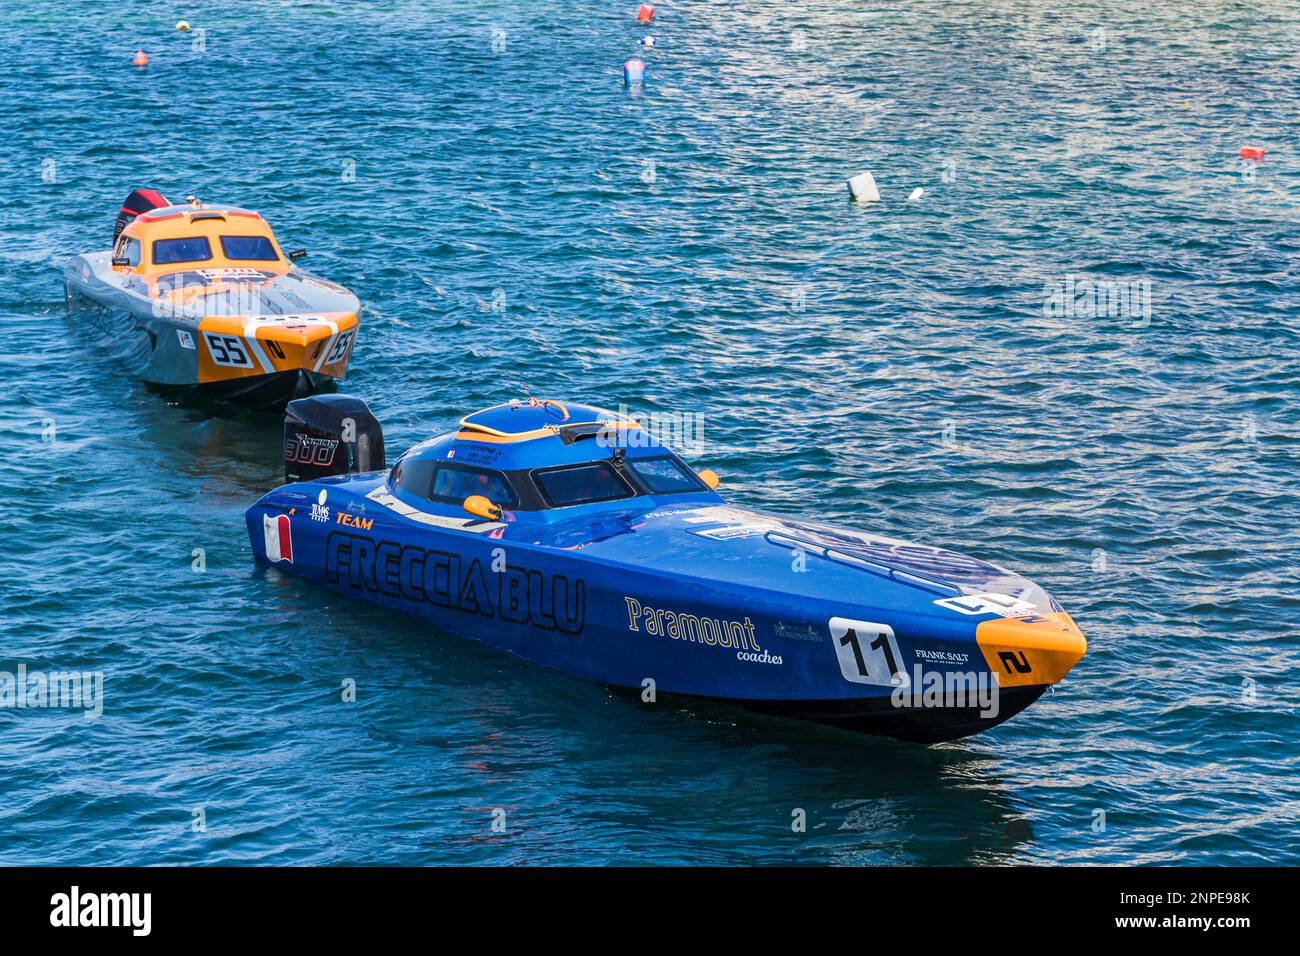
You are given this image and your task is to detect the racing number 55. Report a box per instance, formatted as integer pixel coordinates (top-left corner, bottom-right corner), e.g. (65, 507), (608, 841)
(323, 329), (353, 365)
(829, 618), (907, 687)
(203, 332), (253, 368)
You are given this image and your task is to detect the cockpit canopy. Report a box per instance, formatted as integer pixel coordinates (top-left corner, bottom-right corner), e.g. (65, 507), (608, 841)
(388, 399), (717, 514)
(113, 202), (288, 275)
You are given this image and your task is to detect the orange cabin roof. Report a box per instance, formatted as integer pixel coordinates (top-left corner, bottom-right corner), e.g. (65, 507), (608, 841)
(115, 204), (289, 276)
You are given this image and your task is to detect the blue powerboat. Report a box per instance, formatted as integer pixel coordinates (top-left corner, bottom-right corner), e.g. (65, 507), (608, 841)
(245, 396), (1086, 743)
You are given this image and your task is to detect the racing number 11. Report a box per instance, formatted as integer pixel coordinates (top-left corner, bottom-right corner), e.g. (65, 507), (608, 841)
(829, 618), (905, 687)
(839, 628), (869, 676)
(839, 627), (899, 679)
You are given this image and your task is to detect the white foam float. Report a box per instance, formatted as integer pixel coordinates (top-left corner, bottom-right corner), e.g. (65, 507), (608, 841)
(846, 171), (880, 202)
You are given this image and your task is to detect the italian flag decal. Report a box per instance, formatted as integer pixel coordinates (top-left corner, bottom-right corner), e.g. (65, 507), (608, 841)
(263, 513), (293, 563)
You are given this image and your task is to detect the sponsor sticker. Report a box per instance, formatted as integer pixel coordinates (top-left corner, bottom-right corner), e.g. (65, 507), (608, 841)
(176, 329), (195, 350)
(624, 597), (782, 666)
(335, 512), (373, 530)
(933, 593), (1036, 618)
(197, 268), (273, 281)
(916, 648), (971, 665)
(773, 621), (822, 643)
(690, 524), (774, 541)
(452, 443), (503, 465)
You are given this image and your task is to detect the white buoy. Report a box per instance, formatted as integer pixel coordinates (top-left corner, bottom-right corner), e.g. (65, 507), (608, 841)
(907, 187), (924, 201)
(639, 36), (656, 47)
(846, 171), (880, 202)
(176, 20), (191, 31)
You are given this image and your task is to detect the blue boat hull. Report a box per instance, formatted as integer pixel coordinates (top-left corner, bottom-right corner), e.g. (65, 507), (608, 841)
(246, 474), (1083, 743)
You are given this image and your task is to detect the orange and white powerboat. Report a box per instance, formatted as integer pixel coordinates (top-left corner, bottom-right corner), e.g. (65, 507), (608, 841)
(64, 189), (361, 410)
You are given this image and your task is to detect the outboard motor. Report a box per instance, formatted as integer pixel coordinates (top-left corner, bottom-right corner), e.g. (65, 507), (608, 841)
(283, 394), (385, 484)
(114, 188), (170, 243)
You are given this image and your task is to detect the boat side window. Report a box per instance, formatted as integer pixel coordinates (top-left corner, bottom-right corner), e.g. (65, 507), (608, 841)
(623, 455), (708, 494)
(429, 464), (516, 508)
(389, 457), (437, 500)
(115, 237), (142, 267)
(152, 236), (213, 265)
(534, 462), (635, 508)
(220, 235), (280, 261)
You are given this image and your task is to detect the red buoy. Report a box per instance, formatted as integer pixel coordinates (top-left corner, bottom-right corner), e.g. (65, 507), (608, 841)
(132, 49), (149, 68)
(637, 4), (654, 23)
(1239, 146), (1265, 162)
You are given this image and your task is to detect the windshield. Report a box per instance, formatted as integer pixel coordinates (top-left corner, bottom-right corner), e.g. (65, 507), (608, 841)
(153, 236), (213, 264)
(624, 456), (706, 494)
(390, 454), (705, 513)
(392, 459), (516, 508)
(535, 462), (633, 507)
(431, 467), (514, 506)
(220, 235), (279, 261)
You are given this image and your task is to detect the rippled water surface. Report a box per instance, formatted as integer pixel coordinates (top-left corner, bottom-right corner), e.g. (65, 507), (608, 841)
(1, 0), (1298, 865)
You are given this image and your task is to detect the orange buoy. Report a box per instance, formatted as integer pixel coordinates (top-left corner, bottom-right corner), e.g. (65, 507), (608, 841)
(1239, 146), (1265, 162)
(636, 3), (654, 23)
(132, 49), (149, 67)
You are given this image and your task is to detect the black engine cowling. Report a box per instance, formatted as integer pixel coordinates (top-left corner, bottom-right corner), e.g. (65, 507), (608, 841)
(284, 394), (385, 484)
(114, 188), (170, 243)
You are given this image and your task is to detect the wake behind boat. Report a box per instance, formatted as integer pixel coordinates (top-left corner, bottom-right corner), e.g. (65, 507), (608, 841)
(64, 189), (360, 411)
(244, 396), (1086, 743)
